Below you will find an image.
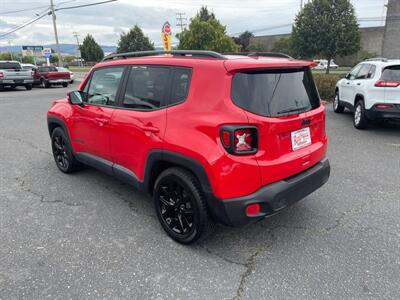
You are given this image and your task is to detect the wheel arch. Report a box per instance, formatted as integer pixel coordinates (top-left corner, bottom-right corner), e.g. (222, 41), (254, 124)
(143, 150), (213, 199)
(354, 93), (364, 106)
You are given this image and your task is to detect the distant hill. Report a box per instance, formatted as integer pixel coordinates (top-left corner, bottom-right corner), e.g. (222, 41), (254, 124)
(0, 44), (117, 55)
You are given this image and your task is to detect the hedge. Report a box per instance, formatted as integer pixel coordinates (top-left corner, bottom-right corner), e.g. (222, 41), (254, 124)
(313, 73), (341, 101)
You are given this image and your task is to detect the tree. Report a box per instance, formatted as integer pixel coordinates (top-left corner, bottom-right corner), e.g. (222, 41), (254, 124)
(271, 37), (294, 56)
(233, 31), (254, 52)
(177, 6), (239, 52)
(292, 0), (360, 73)
(117, 25), (154, 53)
(79, 34), (104, 62)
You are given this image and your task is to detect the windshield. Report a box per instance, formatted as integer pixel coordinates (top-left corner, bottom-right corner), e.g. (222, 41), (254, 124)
(0, 62), (22, 70)
(231, 67), (320, 117)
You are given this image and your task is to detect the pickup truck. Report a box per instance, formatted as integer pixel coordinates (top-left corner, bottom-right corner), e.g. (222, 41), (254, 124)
(34, 66), (71, 88)
(0, 61), (34, 90)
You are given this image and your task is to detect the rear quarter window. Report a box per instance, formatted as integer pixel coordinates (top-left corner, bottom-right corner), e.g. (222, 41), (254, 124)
(231, 67), (320, 117)
(381, 65), (400, 81)
(0, 62), (21, 70)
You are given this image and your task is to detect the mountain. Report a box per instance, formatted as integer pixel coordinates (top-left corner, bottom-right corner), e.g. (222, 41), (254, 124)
(0, 44), (117, 55)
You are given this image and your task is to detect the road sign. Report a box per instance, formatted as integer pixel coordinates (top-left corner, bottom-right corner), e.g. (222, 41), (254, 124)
(43, 48), (52, 58)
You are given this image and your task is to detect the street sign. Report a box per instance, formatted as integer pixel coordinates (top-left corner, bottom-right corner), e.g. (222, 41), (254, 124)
(42, 48), (52, 58)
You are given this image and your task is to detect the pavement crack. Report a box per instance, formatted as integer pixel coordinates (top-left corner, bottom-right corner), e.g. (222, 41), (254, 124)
(0, 134), (51, 156)
(233, 248), (264, 300)
(197, 244), (246, 267)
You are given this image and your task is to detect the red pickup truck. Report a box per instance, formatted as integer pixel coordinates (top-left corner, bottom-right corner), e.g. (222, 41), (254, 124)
(34, 66), (70, 88)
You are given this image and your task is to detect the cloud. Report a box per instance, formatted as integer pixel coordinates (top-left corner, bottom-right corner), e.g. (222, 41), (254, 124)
(0, 0), (387, 47)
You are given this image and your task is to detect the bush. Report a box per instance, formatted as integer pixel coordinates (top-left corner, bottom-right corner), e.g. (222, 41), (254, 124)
(313, 73), (341, 101)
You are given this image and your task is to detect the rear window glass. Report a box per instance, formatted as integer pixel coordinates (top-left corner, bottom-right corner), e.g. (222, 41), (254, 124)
(381, 65), (400, 81)
(0, 62), (21, 70)
(38, 66), (58, 72)
(231, 67), (320, 117)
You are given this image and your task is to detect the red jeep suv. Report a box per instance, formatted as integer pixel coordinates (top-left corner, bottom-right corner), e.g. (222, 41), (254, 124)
(47, 50), (330, 244)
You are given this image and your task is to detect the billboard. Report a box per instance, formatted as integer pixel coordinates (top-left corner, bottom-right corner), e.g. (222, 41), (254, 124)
(22, 45), (44, 57)
(161, 22), (171, 51)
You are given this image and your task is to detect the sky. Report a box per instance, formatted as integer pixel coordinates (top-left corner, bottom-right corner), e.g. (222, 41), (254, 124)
(0, 0), (388, 47)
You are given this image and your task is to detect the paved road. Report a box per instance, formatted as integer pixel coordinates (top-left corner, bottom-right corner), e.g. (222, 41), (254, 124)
(0, 85), (399, 299)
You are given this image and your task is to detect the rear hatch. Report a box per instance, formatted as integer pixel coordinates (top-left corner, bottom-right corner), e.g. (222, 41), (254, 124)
(380, 65), (400, 106)
(0, 62), (32, 80)
(230, 66), (327, 186)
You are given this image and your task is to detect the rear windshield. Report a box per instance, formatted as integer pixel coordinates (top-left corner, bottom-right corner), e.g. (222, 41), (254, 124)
(231, 67), (320, 117)
(0, 62), (21, 70)
(381, 65), (400, 81)
(38, 66), (58, 72)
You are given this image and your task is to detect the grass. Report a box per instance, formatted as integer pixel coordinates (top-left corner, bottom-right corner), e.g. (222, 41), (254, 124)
(68, 66), (92, 73)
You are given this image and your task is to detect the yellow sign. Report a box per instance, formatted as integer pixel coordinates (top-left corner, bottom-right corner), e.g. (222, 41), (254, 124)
(161, 21), (171, 51)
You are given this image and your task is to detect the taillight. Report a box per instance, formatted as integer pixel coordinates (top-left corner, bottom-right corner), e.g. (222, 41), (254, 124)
(246, 203), (261, 216)
(375, 80), (400, 88)
(220, 126), (258, 155)
(375, 103), (394, 109)
(0, 71), (3, 79)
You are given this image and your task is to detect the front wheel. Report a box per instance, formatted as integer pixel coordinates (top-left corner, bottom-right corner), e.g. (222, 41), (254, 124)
(353, 100), (368, 129)
(25, 84), (33, 90)
(62, 82), (68, 88)
(333, 91), (345, 113)
(51, 127), (82, 173)
(153, 167), (215, 244)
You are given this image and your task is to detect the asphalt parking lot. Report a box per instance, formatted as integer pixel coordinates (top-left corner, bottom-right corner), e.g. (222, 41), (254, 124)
(0, 85), (399, 299)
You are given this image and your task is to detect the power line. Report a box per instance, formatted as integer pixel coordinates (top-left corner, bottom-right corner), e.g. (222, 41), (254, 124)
(176, 12), (187, 32)
(0, 5), (49, 15)
(54, 0), (117, 11)
(0, 12), (50, 39)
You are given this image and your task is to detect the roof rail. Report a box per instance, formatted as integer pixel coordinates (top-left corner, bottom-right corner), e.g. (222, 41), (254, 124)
(223, 52), (292, 59)
(364, 57), (388, 62)
(247, 52), (292, 59)
(102, 50), (226, 61)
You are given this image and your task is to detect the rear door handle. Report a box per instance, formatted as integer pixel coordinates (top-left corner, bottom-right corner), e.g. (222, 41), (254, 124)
(95, 118), (109, 126)
(357, 83), (361, 86)
(140, 125), (160, 133)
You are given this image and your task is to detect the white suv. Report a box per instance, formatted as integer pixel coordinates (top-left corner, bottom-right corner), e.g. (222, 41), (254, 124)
(334, 59), (400, 129)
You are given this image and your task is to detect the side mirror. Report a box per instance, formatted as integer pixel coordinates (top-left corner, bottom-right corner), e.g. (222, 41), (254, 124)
(345, 73), (352, 80)
(67, 91), (84, 106)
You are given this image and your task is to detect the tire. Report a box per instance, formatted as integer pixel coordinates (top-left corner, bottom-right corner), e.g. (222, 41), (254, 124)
(41, 79), (50, 88)
(353, 100), (368, 129)
(70, 80), (74, 84)
(153, 167), (215, 244)
(62, 82), (68, 88)
(51, 127), (82, 173)
(0, 85), (3, 91)
(333, 90), (345, 113)
(25, 84), (33, 90)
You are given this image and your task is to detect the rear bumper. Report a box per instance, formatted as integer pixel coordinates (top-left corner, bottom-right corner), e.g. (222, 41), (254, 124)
(209, 158), (330, 227)
(366, 105), (400, 120)
(0, 79), (34, 85)
(48, 79), (69, 84)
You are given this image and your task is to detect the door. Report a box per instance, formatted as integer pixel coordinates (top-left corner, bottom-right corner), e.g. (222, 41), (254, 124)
(341, 64), (362, 104)
(110, 65), (171, 181)
(70, 66), (125, 162)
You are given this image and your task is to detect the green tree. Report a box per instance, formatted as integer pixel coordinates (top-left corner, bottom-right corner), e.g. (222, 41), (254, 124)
(79, 34), (104, 62)
(117, 25), (154, 53)
(233, 31), (254, 52)
(292, 0), (360, 73)
(271, 37), (294, 56)
(177, 6), (239, 52)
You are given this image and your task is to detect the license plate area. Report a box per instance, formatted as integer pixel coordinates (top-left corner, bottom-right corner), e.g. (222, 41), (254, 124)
(291, 127), (311, 151)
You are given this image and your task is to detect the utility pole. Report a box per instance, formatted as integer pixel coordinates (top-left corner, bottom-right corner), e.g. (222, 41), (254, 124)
(50, 0), (63, 67)
(176, 12), (187, 32)
(8, 40), (13, 60)
(73, 31), (82, 67)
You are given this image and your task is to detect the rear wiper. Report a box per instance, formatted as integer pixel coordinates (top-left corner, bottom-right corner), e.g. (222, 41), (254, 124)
(277, 106), (310, 115)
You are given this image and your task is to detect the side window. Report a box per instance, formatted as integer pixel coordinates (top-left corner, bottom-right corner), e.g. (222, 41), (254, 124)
(355, 64), (371, 80)
(367, 65), (376, 79)
(170, 68), (192, 105)
(349, 64), (362, 80)
(122, 66), (170, 110)
(86, 67), (124, 106)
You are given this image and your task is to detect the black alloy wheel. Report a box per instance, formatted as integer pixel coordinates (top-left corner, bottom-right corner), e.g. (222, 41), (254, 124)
(51, 127), (81, 173)
(154, 168), (214, 244)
